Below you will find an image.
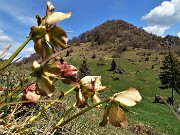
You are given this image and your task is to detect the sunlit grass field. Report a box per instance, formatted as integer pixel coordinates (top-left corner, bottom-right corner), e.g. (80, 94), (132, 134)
(0, 57), (179, 134)
(59, 57), (180, 135)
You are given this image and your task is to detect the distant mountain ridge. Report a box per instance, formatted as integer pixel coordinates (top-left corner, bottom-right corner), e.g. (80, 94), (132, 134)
(69, 20), (180, 50)
(16, 19), (180, 65)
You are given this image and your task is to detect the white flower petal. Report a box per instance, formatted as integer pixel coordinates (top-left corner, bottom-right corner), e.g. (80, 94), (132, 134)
(32, 61), (40, 69)
(46, 12), (72, 25)
(113, 87), (142, 107)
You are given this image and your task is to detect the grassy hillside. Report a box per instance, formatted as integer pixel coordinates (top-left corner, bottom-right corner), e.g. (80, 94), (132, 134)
(3, 45), (179, 134)
(2, 18), (180, 134)
(1, 50), (179, 134)
(57, 57), (180, 135)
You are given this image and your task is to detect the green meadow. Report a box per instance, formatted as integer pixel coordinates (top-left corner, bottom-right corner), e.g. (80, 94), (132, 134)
(52, 57), (180, 135)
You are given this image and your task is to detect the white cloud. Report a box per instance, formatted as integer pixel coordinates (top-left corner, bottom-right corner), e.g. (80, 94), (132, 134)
(143, 25), (170, 36)
(23, 47), (35, 53)
(0, 35), (12, 42)
(142, 0), (180, 36)
(0, 29), (12, 42)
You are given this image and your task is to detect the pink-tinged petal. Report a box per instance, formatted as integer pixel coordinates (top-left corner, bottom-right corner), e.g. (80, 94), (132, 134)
(25, 83), (36, 92)
(113, 87), (142, 107)
(23, 84), (41, 102)
(107, 102), (128, 128)
(63, 72), (77, 77)
(26, 91), (41, 102)
(60, 60), (79, 84)
(46, 12), (72, 25)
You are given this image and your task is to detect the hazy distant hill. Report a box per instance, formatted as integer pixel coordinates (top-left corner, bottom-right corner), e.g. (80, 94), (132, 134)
(14, 53), (40, 66)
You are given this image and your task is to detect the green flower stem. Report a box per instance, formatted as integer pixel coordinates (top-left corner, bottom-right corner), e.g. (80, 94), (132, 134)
(0, 76), (32, 105)
(57, 98), (110, 128)
(28, 85), (77, 123)
(55, 103), (76, 127)
(0, 34), (32, 74)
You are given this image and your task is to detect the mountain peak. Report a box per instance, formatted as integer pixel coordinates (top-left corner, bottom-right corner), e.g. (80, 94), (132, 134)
(69, 19), (180, 50)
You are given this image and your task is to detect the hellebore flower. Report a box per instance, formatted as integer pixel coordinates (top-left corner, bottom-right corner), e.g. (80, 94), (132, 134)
(30, 1), (72, 60)
(32, 59), (78, 96)
(76, 76), (108, 108)
(23, 83), (40, 102)
(59, 59), (79, 84)
(99, 87), (142, 128)
(32, 60), (57, 96)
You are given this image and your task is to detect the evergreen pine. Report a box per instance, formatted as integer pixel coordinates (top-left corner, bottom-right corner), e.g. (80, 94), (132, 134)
(111, 59), (117, 71)
(159, 48), (180, 105)
(78, 58), (91, 79)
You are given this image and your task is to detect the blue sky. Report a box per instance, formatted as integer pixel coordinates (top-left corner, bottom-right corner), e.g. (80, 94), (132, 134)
(0, 0), (180, 59)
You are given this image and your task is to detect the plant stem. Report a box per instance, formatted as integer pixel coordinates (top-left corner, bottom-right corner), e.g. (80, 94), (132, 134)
(0, 34), (32, 74)
(57, 98), (110, 128)
(27, 85), (77, 123)
(55, 103), (76, 127)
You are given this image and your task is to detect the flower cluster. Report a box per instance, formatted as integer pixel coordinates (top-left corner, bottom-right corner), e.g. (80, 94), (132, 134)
(22, 1), (78, 100)
(30, 58), (78, 97)
(21, 1), (142, 129)
(30, 1), (72, 60)
(76, 76), (108, 108)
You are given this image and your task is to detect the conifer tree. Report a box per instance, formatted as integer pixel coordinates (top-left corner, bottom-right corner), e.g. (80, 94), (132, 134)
(111, 59), (117, 71)
(159, 48), (180, 105)
(78, 58), (91, 79)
